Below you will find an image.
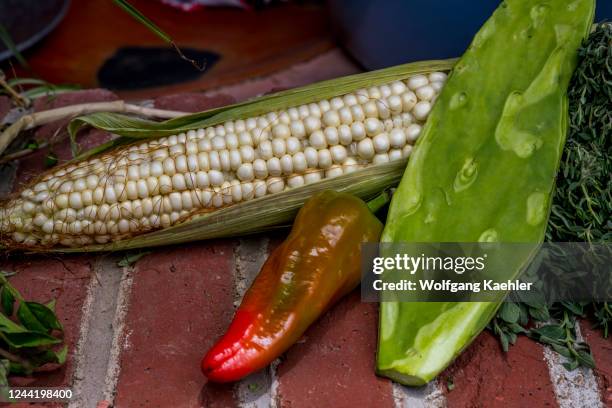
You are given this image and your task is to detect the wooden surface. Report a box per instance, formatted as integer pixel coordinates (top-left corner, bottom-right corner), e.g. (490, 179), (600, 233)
(6, 0), (334, 99)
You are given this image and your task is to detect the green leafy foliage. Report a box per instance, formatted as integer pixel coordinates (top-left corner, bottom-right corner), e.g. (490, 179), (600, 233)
(0, 273), (66, 388)
(490, 23), (611, 369)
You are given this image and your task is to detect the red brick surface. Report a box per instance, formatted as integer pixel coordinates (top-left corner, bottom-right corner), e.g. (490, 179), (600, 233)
(113, 241), (238, 408)
(153, 93), (236, 113)
(277, 291), (394, 408)
(443, 331), (557, 408)
(581, 321), (612, 406)
(0, 256), (92, 392)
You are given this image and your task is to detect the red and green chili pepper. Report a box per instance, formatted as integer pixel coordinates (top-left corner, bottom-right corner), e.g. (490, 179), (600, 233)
(202, 190), (384, 382)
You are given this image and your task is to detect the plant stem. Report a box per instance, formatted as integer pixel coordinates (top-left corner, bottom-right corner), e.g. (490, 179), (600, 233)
(0, 102), (189, 157)
(0, 71), (28, 107)
(367, 189), (392, 213)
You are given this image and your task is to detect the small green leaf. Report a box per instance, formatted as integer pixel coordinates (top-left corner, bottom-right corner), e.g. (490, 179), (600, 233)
(0, 313), (26, 333)
(0, 286), (15, 316)
(22, 84), (81, 99)
(26, 302), (62, 331)
(44, 152), (59, 168)
(576, 350), (595, 369)
(528, 306), (550, 322)
(447, 377), (455, 391)
(500, 332), (509, 352)
(16, 302), (47, 332)
(506, 322), (527, 334)
(551, 344), (572, 359)
(2, 331), (62, 348)
(561, 302), (584, 316)
(117, 251), (151, 267)
(248, 383), (260, 392)
(531, 325), (565, 340)
(499, 303), (521, 324)
(28, 346), (68, 367)
(45, 299), (56, 312)
(54, 345), (68, 365)
(562, 360), (579, 371)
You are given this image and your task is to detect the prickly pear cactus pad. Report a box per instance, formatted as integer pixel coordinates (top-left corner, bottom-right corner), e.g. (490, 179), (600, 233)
(377, 0), (595, 386)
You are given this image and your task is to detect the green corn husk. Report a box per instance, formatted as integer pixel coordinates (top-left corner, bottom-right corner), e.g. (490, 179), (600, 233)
(5, 59), (455, 253)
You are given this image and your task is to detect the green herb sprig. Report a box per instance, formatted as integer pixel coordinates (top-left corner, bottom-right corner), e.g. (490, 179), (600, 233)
(0, 272), (67, 389)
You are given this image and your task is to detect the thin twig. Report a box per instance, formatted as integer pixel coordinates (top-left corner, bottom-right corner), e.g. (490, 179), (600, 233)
(0, 141), (48, 164)
(0, 101), (189, 157)
(0, 71), (28, 108)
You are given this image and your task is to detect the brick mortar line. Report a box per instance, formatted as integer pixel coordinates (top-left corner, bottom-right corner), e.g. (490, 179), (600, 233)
(102, 266), (135, 405)
(392, 380), (447, 408)
(268, 359), (281, 408)
(68, 255), (126, 408)
(67, 258), (97, 407)
(543, 321), (603, 408)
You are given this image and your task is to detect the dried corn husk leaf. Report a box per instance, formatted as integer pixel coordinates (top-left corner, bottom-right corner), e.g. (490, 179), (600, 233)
(7, 59), (456, 252)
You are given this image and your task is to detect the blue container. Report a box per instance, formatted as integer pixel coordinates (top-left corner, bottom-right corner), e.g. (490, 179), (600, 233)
(328, 0), (612, 70)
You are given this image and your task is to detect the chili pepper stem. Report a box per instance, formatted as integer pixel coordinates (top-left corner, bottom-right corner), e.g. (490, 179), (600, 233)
(366, 189), (392, 214)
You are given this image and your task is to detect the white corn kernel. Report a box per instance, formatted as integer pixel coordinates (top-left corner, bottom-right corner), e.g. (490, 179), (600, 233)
(287, 175), (305, 188)
(365, 118), (383, 137)
(272, 124), (290, 139)
(389, 128), (407, 148)
(330, 145), (348, 163)
(209, 170), (224, 187)
(280, 154), (294, 175)
(304, 116), (321, 134)
(407, 75), (429, 90)
(413, 101), (432, 121)
(266, 157), (282, 177)
(416, 85), (436, 101)
(373, 133), (391, 153)
(309, 131), (327, 149)
(253, 159), (268, 179)
(272, 138), (287, 157)
(285, 137), (301, 155)
(292, 152), (307, 173)
(350, 105), (365, 121)
(406, 124), (422, 143)
(237, 163), (254, 181)
(304, 170), (322, 184)
(266, 177), (285, 194)
(429, 72), (447, 82)
(373, 153), (390, 164)
(357, 138), (375, 159)
(389, 149), (403, 161)
(325, 165), (344, 178)
(323, 110), (341, 127)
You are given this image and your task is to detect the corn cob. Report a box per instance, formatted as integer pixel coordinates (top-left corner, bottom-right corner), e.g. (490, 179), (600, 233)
(0, 72), (447, 249)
